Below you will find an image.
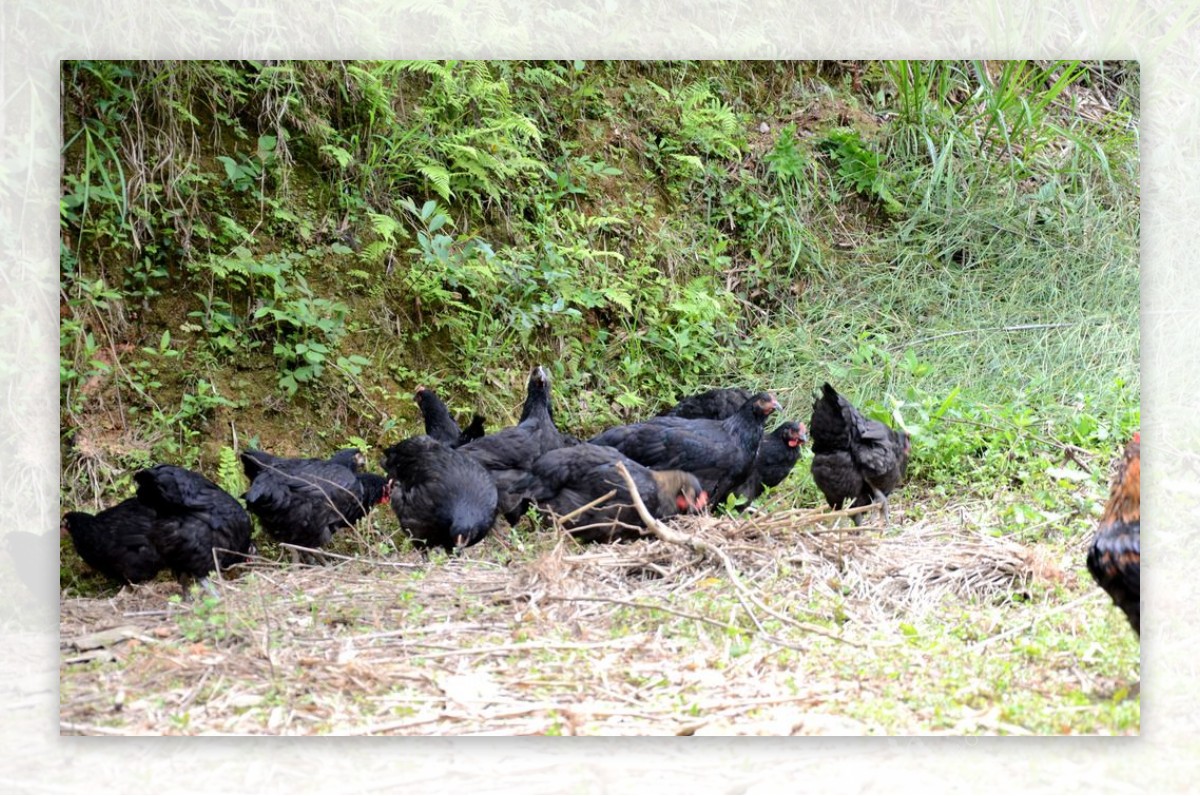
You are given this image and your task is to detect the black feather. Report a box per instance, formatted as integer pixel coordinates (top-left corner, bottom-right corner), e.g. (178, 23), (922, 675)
(592, 392), (781, 507)
(809, 383), (909, 525)
(382, 435), (498, 555)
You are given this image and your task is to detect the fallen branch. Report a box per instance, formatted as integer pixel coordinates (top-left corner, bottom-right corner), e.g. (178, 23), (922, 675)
(613, 462), (862, 648)
(554, 489), (618, 526)
(544, 594), (810, 653)
(970, 590), (1105, 651)
(278, 544), (425, 570)
(411, 638), (638, 661)
(902, 321), (1095, 350)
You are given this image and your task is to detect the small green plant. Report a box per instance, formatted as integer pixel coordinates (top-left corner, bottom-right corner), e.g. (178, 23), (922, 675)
(675, 81), (743, 160)
(819, 128), (904, 215)
(216, 445), (245, 498)
(764, 124), (812, 189)
(258, 289), (351, 396)
(172, 591), (231, 644)
(216, 135), (277, 194)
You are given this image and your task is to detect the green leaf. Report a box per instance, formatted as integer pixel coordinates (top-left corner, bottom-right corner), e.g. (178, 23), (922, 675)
(614, 392), (644, 409)
(933, 387), (961, 420)
(668, 153), (704, 172)
(216, 156), (241, 183)
(418, 165), (453, 201)
(319, 143), (354, 169)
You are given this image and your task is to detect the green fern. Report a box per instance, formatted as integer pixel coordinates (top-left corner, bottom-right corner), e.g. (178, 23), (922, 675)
(677, 81), (742, 159)
(382, 60), (450, 79)
(366, 60), (545, 205)
(417, 164), (453, 201)
(217, 445), (245, 499)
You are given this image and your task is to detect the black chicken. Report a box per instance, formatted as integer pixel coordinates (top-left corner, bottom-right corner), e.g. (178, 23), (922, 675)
(809, 382), (910, 526)
(590, 392), (782, 507)
(660, 387), (754, 420)
(60, 499), (164, 585)
(415, 386), (487, 448)
(133, 464), (254, 595)
(241, 449), (390, 563)
(382, 435), (499, 555)
(735, 420), (809, 510)
(513, 443), (707, 543)
(327, 447), (368, 473)
(457, 365), (570, 525)
(1087, 433), (1140, 637)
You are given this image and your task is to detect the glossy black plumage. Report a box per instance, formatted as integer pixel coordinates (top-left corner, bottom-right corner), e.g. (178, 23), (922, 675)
(735, 420), (809, 510)
(590, 392), (781, 507)
(809, 382), (910, 525)
(60, 499), (164, 585)
(513, 443), (707, 543)
(459, 414), (487, 446)
(1087, 434), (1140, 636)
(382, 435), (499, 555)
(415, 386), (486, 448)
(329, 448), (367, 473)
(133, 464), (254, 586)
(660, 387), (754, 420)
(458, 366), (569, 524)
(241, 449), (390, 559)
(242, 448), (365, 479)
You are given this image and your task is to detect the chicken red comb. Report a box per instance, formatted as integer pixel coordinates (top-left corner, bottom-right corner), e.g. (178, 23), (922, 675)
(1132, 432), (1140, 444)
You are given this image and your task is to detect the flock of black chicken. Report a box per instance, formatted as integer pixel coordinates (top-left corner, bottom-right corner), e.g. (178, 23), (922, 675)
(61, 365), (1139, 640)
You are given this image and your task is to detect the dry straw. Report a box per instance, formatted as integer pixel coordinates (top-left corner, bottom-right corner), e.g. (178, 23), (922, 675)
(60, 471), (1055, 736)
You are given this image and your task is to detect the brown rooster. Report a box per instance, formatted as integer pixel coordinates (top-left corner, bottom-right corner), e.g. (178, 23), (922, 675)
(1087, 433), (1140, 637)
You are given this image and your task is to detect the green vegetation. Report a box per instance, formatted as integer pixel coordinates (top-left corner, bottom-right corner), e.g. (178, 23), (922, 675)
(58, 60), (1139, 735)
(59, 59), (1138, 488)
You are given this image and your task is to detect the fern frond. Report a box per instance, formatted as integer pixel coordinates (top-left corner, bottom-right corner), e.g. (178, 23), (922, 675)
(417, 164), (453, 200)
(367, 212), (403, 242)
(218, 445), (245, 499)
